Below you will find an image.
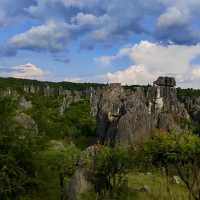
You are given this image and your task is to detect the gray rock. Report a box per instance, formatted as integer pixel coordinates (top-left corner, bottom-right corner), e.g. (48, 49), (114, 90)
(139, 185), (151, 193)
(91, 77), (189, 146)
(153, 76), (176, 87)
(64, 169), (92, 200)
(64, 145), (100, 200)
(173, 176), (181, 184)
(14, 112), (38, 133)
(19, 97), (32, 111)
(49, 140), (65, 151)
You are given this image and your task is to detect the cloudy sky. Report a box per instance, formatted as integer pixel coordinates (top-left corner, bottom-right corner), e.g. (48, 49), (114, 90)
(1, 0), (200, 87)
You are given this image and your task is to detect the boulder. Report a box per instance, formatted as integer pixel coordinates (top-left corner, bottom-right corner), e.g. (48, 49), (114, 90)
(153, 77), (176, 87)
(91, 77), (189, 146)
(19, 97), (32, 111)
(14, 112), (38, 134)
(64, 169), (92, 200)
(64, 145), (100, 200)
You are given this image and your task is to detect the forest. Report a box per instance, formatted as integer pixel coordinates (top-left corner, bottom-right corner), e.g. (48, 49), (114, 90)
(1, 77), (200, 200)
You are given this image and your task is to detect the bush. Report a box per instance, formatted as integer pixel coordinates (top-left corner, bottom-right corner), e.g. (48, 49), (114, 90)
(82, 145), (131, 199)
(139, 131), (200, 200)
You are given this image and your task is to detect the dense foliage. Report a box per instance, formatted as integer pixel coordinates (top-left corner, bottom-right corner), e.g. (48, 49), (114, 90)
(0, 97), (41, 199)
(83, 146), (131, 199)
(1, 77), (200, 200)
(0, 77), (104, 91)
(177, 87), (200, 98)
(138, 131), (200, 200)
(0, 88), (95, 199)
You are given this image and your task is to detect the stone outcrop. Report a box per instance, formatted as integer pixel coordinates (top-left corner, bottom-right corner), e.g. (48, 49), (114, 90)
(65, 77), (191, 200)
(153, 76), (176, 87)
(91, 77), (189, 146)
(14, 112), (38, 134)
(65, 168), (92, 200)
(64, 145), (100, 200)
(0, 88), (18, 97)
(1, 83), (85, 116)
(19, 96), (32, 111)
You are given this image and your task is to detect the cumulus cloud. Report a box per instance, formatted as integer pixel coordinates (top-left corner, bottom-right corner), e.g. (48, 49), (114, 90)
(1, 63), (46, 80)
(106, 65), (155, 85)
(24, 0), (200, 46)
(97, 41), (200, 87)
(64, 77), (83, 83)
(0, 0), (155, 53)
(95, 56), (116, 66)
(7, 20), (73, 53)
(155, 1), (200, 44)
(0, 0), (36, 27)
(1, 0), (200, 59)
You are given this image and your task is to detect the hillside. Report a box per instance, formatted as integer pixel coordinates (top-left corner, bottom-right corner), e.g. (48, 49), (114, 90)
(1, 76), (200, 200)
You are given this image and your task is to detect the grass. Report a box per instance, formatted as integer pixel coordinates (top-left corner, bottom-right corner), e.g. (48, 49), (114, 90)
(127, 171), (188, 200)
(18, 138), (189, 200)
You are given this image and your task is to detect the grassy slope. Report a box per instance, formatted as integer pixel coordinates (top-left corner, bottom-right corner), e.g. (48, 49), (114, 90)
(128, 172), (188, 200)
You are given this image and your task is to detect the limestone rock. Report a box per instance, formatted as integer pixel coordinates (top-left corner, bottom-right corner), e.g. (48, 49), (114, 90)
(153, 76), (176, 87)
(64, 168), (92, 200)
(49, 140), (65, 151)
(64, 145), (100, 200)
(139, 185), (151, 193)
(14, 112), (38, 134)
(157, 113), (177, 131)
(91, 77), (189, 146)
(19, 97), (32, 111)
(173, 176), (181, 184)
(92, 83), (152, 146)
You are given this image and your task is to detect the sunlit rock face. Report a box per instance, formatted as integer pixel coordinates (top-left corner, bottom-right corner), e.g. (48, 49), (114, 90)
(91, 77), (189, 146)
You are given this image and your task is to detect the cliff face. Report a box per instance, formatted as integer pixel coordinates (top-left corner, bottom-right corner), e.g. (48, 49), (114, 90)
(1, 76), (199, 146)
(91, 77), (189, 146)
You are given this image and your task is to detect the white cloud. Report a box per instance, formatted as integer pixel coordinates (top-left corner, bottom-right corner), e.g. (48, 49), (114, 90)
(97, 41), (200, 87)
(95, 56), (116, 66)
(8, 20), (72, 52)
(95, 46), (131, 66)
(127, 41), (200, 75)
(192, 67), (200, 78)
(106, 65), (155, 85)
(71, 13), (109, 27)
(157, 7), (189, 27)
(7, 63), (46, 80)
(64, 77), (83, 83)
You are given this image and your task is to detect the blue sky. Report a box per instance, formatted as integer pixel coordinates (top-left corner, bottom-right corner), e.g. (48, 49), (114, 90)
(1, 0), (200, 87)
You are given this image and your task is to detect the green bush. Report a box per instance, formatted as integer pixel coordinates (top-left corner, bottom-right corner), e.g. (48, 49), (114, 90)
(139, 131), (200, 200)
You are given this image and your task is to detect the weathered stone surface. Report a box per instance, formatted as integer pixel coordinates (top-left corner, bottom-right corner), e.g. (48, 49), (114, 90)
(0, 88), (18, 97)
(64, 168), (92, 200)
(64, 145), (100, 200)
(91, 77), (189, 146)
(19, 96), (32, 110)
(180, 96), (200, 123)
(157, 113), (177, 131)
(92, 84), (153, 146)
(14, 112), (38, 133)
(49, 140), (65, 151)
(153, 76), (176, 87)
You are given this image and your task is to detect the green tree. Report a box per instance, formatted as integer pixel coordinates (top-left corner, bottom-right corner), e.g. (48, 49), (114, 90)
(83, 145), (131, 199)
(37, 144), (81, 200)
(140, 131), (200, 200)
(0, 97), (41, 199)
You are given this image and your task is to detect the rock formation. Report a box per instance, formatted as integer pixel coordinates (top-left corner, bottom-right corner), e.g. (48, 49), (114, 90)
(91, 77), (189, 146)
(64, 145), (101, 200)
